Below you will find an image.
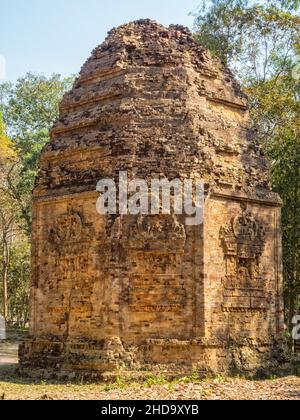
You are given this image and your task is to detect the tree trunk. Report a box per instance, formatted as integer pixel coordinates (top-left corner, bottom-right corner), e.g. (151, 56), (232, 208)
(2, 263), (8, 320)
(1, 226), (11, 322)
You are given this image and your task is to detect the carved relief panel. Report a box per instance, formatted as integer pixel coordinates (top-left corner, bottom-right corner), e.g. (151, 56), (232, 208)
(220, 204), (267, 312)
(113, 214), (188, 316)
(44, 207), (96, 335)
(49, 207), (94, 256)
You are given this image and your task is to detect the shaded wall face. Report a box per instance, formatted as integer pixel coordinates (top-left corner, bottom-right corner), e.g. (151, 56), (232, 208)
(30, 197), (205, 343)
(204, 196), (284, 342)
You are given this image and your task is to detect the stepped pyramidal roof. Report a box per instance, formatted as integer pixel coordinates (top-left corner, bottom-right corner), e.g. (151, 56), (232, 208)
(35, 19), (275, 201)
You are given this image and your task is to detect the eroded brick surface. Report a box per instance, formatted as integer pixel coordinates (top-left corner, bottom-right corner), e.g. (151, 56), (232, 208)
(20, 20), (284, 379)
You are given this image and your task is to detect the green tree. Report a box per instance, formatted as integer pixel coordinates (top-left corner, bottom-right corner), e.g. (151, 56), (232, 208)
(0, 113), (20, 320)
(269, 128), (300, 330)
(0, 73), (74, 233)
(7, 240), (30, 327)
(194, 1), (300, 78)
(0, 74), (74, 324)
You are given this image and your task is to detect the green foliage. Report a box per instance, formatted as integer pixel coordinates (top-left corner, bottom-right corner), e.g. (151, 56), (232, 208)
(280, 0), (300, 10)
(0, 73), (74, 324)
(0, 73), (74, 233)
(179, 372), (201, 383)
(0, 73), (73, 146)
(194, 0), (249, 65)
(144, 373), (168, 387)
(194, 1), (300, 79)
(0, 240), (30, 326)
(269, 129), (300, 323)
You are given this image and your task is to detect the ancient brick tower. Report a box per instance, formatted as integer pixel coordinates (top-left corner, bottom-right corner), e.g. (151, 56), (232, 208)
(20, 20), (284, 378)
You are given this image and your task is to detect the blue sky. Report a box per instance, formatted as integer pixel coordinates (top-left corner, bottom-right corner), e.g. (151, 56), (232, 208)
(0, 0), (200, 82)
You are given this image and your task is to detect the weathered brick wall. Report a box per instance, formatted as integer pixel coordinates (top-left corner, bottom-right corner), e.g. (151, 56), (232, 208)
(20, 20), (284, 378)
(204, 193), (284, 342)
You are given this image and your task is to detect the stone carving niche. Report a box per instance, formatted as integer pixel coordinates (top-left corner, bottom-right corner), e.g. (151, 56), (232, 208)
(220, 204), (267, 312)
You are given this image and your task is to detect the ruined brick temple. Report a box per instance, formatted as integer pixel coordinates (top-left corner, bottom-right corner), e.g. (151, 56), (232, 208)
(20, 20), (285, 377)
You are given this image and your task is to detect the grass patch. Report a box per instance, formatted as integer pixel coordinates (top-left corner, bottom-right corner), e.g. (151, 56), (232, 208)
(144, 374), (168, 387)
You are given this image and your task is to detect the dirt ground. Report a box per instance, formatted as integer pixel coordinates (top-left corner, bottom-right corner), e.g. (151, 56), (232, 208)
(0, 335), (300, 400)
(0, 373), (300, 400)
(0, 340), (18, 367)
